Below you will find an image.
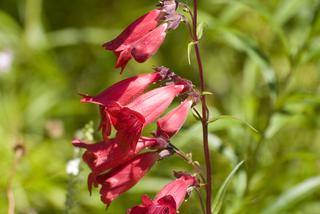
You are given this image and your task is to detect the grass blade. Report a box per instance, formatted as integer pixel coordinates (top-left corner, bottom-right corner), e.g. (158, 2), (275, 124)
(208, 115), (259, 133)
(262, 176), (320, 214)
(212, 160), (245, 214)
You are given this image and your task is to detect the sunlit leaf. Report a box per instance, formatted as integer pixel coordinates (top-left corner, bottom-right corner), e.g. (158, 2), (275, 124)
(187, 41), (195, 65)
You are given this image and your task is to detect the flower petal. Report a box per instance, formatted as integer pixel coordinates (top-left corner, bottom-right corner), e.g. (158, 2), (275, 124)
(103, 10), (161, 51)
(131, 24), (168, 63)
(156, 99), (192, 138)
(127, 84), (185, 125)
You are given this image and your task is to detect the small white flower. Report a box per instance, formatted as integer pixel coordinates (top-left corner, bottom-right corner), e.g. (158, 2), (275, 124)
(0, 49), (13, 73)
(66, 158), (81, 176)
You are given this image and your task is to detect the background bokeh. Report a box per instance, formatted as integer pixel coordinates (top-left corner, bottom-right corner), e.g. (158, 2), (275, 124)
(1, 0), (320, 213)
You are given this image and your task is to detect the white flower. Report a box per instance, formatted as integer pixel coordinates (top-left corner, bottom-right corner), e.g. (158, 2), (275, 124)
(66, 158), (81, 176)
(0, 49), (13, 73)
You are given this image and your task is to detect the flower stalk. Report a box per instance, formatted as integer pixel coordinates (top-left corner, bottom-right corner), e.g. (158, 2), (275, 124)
(192, 0), (213, 213)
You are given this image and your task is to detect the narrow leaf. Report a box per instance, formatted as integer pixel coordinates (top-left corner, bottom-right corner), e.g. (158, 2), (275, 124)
(202, 91), (213, 95)
(212, 161), (245, 214)
(197, 22), (205, 40)
(187, 41), (195, 65)
(208, 115), (259, 133)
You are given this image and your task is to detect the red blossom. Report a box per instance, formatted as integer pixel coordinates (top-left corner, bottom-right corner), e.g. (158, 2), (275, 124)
(96, 152), (159, 205)
(81, 72), (161, 106)
(103, 10), (161, 53)
(131, 23), (168, 63)
(80, 72), (161, 138)
(97, 84), (185, 139)
(72, 139), (133, 192)
(126, 84), (185, 125)
(72, 105), (146, 190)
(103, 10), (163, 72)
(127, 173), (198, 214)
(156, 99), (193, 138)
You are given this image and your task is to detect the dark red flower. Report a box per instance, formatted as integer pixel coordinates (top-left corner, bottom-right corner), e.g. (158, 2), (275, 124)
(103, 2), (183, 72)
(96, 152), (159, 205)
(127, 173), (198, 214)
(73, 105), (146, 190)
(103, 10), (163, 71)
(80, 72), (162, 138)
(96, 84), (185, 139)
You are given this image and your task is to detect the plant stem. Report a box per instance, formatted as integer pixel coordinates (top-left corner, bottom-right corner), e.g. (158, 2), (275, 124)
(171, 143), (206, 182)
(192, 0), (212, 213)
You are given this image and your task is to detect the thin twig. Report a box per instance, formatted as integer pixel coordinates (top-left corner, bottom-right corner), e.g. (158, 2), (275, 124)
(7, 143), (25, 214)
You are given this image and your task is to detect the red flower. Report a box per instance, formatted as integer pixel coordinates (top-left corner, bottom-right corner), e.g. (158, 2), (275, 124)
(156, 99), (193, 139)
(126, 84), (185, 125)
(127, 173), (198, 214)
(134, 99), (193, 151)
(80, 72), (162, 138)
(81, 72), (161, 106)
(103, 10), (164, 72)
(96, 152), (159, 205)
(97, 84), (185, 139)
(130, 23), (167, 63)
(73, 106), (146, 191)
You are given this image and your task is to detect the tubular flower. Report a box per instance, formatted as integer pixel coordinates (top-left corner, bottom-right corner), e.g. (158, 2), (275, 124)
(130, 23), (168, 63)
(81, 72), (162, 106)
(72, 139), (134, 192)
(126, 84), (185, 125)
(127, 173), (198, 214)
(103, 9), (162, 71)
(96, 152), (159, 205)
(98, 84), (185, 138)
(103, 1), (183, 72)
(156, 99), (193, 139)
(80, 72), (162, 138)
(72, 106), (145, 190)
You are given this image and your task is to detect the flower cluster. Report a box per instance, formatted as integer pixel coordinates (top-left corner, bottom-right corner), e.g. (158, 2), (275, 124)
(73, 0), (200, 212)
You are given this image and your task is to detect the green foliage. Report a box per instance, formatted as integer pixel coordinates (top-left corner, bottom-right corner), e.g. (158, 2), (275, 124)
(0, 0), (319, 213)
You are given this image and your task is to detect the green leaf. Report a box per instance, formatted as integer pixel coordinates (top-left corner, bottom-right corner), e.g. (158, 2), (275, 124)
(212, 161), (245, 214)
(202, 91), (213, 95)
(197, 22), (205, 40)
(208, 115), (259, 133)
(262, 176), (320, 214)
(187, 41), (195, 65)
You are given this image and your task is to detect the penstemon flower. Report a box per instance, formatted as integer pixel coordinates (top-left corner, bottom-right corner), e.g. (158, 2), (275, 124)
(156, 99), (193, 139)
(81, 71), (164, 139)
(96, 152), (160, 205)
(103, 1), (183, 72)
(127, 173), (198, 214)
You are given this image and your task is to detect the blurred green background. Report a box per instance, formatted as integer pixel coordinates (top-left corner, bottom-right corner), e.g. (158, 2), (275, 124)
(1, 0), (320, 213)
